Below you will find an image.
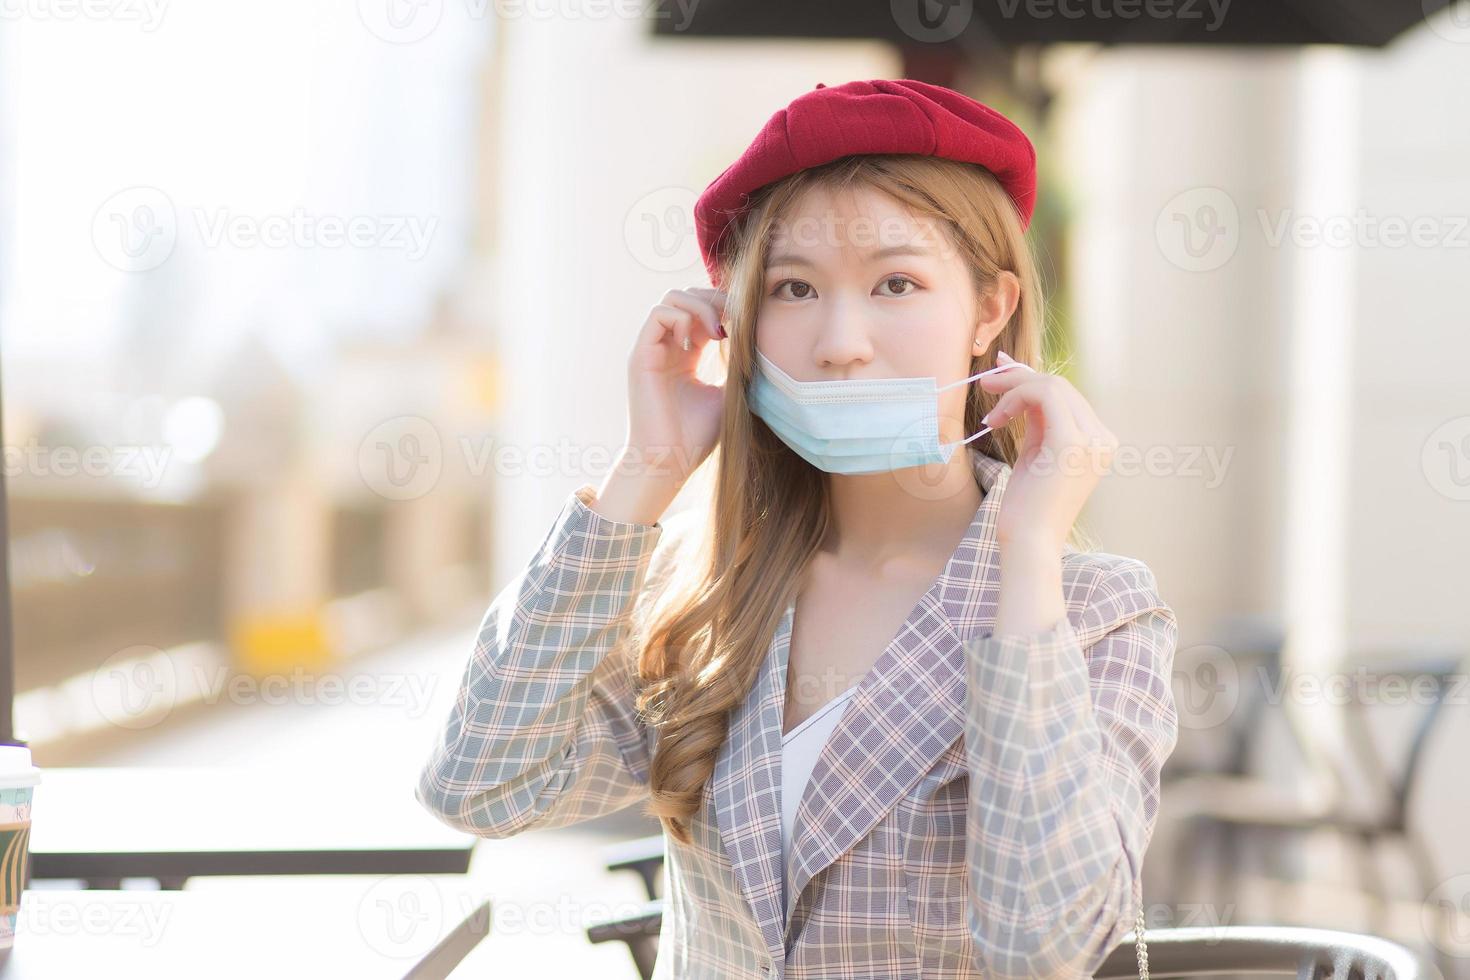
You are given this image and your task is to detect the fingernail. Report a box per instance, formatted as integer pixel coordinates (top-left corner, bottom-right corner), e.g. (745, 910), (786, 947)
(997, 350), (1013, 361)
(981, 411), (993, 425)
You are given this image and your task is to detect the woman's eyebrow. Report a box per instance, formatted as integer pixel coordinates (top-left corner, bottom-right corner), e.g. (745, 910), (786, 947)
(765, 243), (936, 270)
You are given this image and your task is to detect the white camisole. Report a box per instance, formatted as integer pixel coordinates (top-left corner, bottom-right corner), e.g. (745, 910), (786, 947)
(780, 685), (860, 875)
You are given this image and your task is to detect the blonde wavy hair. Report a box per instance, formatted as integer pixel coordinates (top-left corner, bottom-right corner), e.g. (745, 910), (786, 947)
(633, 153), (1053, 844)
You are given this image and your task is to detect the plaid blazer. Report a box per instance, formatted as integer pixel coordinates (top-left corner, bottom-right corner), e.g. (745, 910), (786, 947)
(416, 448), (1180, 979)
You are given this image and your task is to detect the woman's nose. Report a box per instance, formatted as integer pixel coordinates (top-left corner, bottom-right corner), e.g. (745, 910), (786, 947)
(810, 304), (875, 372)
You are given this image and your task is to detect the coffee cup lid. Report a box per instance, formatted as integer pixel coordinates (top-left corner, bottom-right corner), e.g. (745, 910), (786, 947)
(0, 745), (40, 786)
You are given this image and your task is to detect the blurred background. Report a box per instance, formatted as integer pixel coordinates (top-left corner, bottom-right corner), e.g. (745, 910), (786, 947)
(3, 0), (1469, 976)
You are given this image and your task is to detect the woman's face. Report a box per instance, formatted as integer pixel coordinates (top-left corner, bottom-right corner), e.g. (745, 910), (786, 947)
(754, 185), (985, 443)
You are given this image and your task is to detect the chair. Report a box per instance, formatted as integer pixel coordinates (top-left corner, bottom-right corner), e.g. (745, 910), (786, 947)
(587, 835), (666, 978)
(589, 912), (1442, 980)
(1162, 616), (1322, 906)
(586, 898), (663, 980)
(1163, 614), (1288, 784)
(1094, 924), (1442, 979)
(603, 833), (665, 900)
(1166, 645), (1466, 978)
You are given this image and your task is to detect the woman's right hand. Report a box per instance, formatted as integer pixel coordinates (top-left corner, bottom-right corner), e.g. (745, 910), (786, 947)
(594, 287), (727, 525)
(625, 286), (727, 478)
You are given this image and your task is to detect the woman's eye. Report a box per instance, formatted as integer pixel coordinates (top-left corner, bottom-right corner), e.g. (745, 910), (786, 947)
(773, 280), (814, 300)
(879, 276), (918, 296)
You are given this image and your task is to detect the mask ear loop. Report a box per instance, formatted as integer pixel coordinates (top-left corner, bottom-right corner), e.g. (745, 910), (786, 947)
(937, 360), (1033, 445)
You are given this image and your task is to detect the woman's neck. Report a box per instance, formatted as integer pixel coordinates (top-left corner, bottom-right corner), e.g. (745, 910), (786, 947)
(820, 452), (983, 570)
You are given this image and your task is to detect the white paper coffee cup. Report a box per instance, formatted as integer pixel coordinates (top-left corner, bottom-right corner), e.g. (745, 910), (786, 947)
(0, 745), (40, 950)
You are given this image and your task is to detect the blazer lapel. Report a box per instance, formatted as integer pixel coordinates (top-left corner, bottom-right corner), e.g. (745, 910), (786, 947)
(711, 597), (792, 968)
(711, 448), (1015, 958)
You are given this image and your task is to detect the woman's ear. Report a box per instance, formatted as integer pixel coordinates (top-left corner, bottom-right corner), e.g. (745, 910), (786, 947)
(971, 270), (1021, 353)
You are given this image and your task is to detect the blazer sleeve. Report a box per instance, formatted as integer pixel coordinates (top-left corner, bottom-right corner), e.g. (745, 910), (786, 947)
(961, 554), (1180, 980)
(414, 483), (687, 838)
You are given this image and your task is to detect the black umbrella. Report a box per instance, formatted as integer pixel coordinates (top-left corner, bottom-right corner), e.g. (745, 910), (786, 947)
(649, 1), (1453, 141)
(651, 0), (1451, 48)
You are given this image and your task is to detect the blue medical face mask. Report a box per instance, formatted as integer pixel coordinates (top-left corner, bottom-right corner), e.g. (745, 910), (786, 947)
(747, 348), (1028, 475)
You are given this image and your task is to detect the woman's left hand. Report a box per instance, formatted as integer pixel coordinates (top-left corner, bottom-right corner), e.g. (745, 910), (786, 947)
(978, 351), (1118, 554)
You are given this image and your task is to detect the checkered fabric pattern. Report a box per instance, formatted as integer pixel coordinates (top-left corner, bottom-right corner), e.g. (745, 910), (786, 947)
(417, 448), (1179, 979)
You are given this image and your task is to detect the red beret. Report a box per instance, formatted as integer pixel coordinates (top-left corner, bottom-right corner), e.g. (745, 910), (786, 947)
(694, 78), (1037, 288)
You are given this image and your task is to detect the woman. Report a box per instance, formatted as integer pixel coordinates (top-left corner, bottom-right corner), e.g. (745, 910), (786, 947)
(417, 78), (1179, 980)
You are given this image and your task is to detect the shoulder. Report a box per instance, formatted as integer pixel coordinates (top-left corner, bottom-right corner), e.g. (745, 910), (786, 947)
(1059, 549), (1174, 643)
(1061, 549), (1163, 599)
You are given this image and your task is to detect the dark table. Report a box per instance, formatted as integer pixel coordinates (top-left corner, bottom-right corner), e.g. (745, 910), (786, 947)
(29, 767), (475, 887)
(2, 886), (491, 978)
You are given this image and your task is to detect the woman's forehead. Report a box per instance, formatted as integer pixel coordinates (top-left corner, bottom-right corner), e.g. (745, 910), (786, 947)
(766, 186), (951, 268)
(776, 183), (926, 233)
